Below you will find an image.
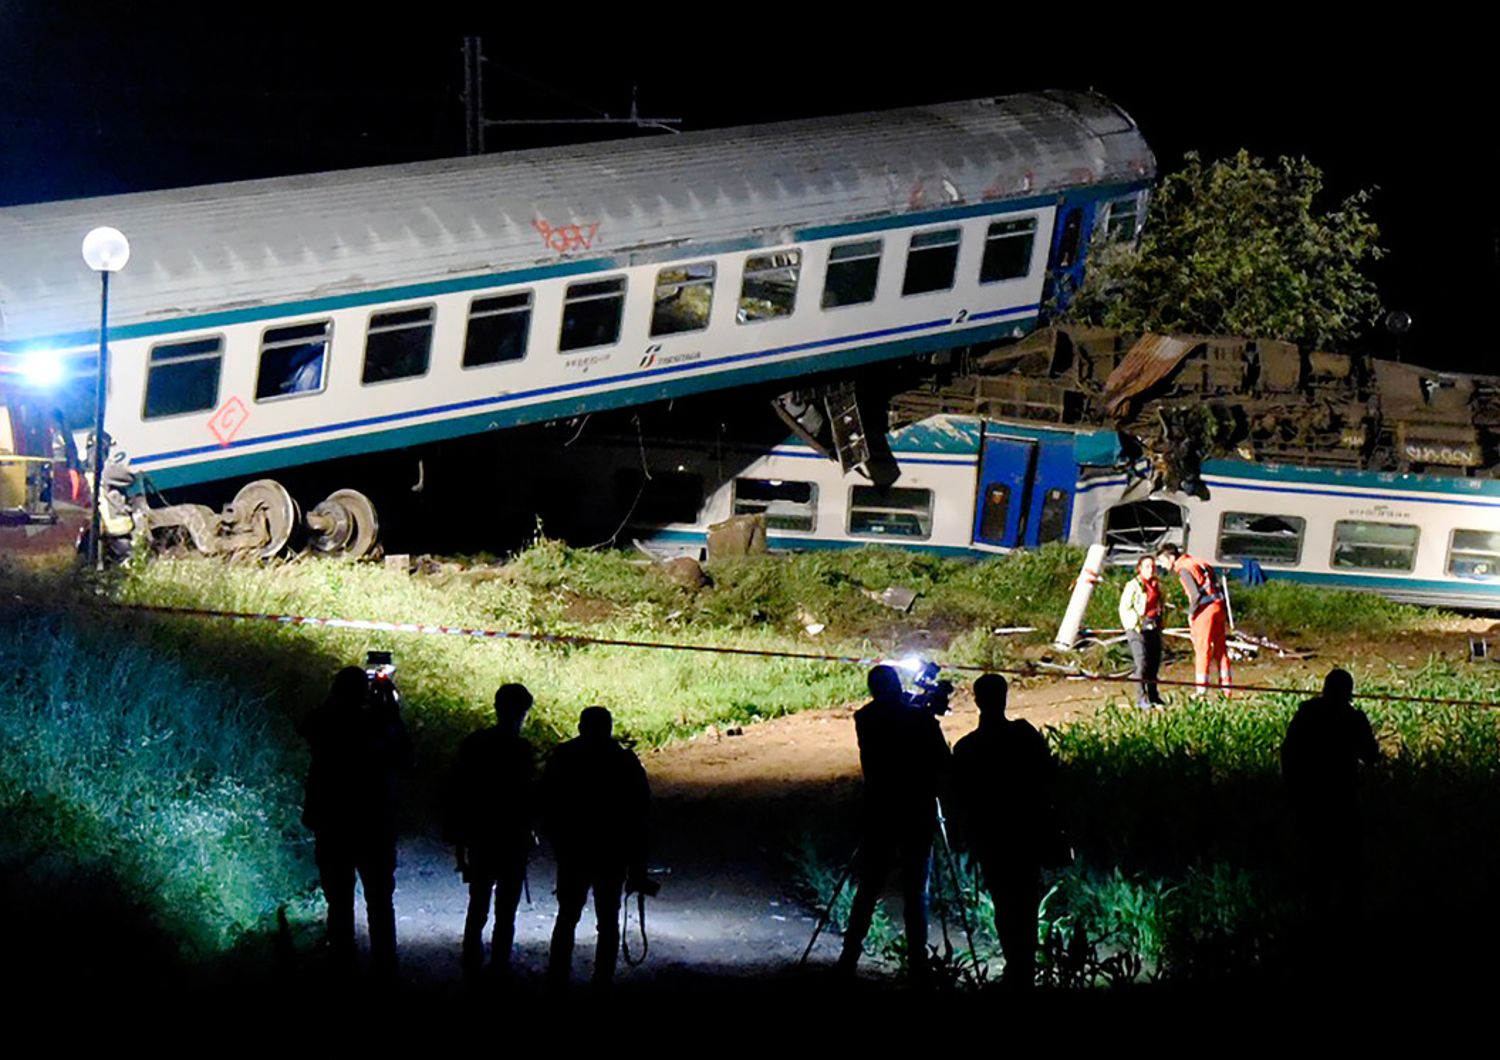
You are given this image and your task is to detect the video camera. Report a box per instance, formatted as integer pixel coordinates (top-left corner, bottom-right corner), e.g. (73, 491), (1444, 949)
(891, 655), (954, 716)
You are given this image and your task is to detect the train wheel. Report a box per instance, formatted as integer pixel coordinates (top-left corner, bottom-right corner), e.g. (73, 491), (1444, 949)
(305, 488), (379, 558)
(228, 479), (298, 558)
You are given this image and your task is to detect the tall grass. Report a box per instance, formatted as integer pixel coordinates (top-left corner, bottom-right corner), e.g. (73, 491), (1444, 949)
(0, 600), (311, 960)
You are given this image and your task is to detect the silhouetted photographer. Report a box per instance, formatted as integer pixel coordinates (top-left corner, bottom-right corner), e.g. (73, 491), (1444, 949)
(1281, 668), (1379, 963)
(300, 656), (414, 977)
(542, 706), (651, 988)
(447, 683), (536, 979)
(836, 664), (951, 984)
(951, 673), (1060, 989)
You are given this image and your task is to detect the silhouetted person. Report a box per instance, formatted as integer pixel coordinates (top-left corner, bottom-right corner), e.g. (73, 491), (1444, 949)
(301, 665), (414, 976)
(542, 706), (650, 988)
(836, 665), (951, 983)
(951, 674), (1058, 989)
(448, 683), (536, 979)
(1280, 668), (1379, 961)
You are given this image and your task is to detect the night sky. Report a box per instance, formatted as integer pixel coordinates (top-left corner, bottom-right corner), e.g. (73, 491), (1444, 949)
(1, 8), (1484, 365)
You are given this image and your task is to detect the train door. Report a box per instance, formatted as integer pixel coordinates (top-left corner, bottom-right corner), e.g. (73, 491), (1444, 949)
(1041, 198), (1095, 316)
(1022, 436), (1076, 547)
(972, 435), (1036, 548)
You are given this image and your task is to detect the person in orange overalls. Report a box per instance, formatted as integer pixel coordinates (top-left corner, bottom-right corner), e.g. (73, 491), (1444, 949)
(1155, 544), (1231, 695)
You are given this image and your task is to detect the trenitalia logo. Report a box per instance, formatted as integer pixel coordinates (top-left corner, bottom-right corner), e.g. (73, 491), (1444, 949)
(639, 346), (702, 369)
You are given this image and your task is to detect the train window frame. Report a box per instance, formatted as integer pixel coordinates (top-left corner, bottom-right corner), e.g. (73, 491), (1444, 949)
(847, 485), (934, 540)
(737, 249), (801, 324)
(977, 482), (1011, 541)
(559, 275), (629, 353)
(362, 303), (436, 386)
(820, 238), (884, 310)
(1101, 193), (1141, 244)
(462, 290), (533, 369)
(1037, 487), (1070, 544)
(979, 216), (1039, 285)
(255, 318), (334, 404)
(731, 477), (818, 532)
(1103, 499), (1185, 560)
(650, 261), (716, 338)
(1216, 511), (1307, 567)
(141, 334), (225, 421)
(1330, 519), (1420, 573)
(1446, 528), (1500, 579)
(900, 227), (962, 297)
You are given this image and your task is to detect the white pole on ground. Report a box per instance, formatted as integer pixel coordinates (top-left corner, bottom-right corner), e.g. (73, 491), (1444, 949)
(1054, 543), (1108, 651)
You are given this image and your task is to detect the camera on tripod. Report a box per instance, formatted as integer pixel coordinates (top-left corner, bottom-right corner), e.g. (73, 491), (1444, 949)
(891, 655), (953, 715)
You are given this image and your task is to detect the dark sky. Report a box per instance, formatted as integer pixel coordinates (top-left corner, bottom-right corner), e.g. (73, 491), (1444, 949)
(0, 7), (1485, 364)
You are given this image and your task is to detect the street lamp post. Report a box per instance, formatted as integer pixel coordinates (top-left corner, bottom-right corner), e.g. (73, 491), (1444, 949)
(82, 226), (130, 571)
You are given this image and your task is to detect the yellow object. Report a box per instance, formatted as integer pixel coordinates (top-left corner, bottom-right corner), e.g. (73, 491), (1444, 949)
(0, 404), (24, 510)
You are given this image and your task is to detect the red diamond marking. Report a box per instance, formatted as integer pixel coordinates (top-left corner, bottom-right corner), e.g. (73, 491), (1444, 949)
(208, 397), (249, 447)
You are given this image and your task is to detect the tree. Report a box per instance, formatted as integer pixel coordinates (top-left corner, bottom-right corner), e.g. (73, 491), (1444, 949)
(1070, 150), (1382, 349)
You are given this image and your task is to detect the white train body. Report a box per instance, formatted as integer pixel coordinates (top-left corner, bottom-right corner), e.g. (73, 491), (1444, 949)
(0, 93), (1153, 492)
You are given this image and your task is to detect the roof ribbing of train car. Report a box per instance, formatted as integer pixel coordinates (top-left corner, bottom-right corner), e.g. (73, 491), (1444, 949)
(0, 90), (1154, 346)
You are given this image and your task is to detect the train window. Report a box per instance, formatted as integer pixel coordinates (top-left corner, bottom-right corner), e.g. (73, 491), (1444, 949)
(738, 251), (801, 323)
(978, 483), (1010, 540)
(1447, 529), (1500, 579)
(256, 320), (330, 401)
(615, 468), (702, 525)
(901, 228), (961, 297)
(821, 239), (882, 309)
(1331, 520), (1419, 572)
(1101, 194), (1141, 244)
(980, 218), (1038, 284)
(560, 277), (627, 352)
(1218, 511), (1306, 566)
(848, 485), (933, 539)
(650, 262), (716, 338)
(143, 336), (222, 419)
(1104, 500), (1184, 559)
(1038, 488), (1070, 544)
(463, 292), (532, 368)
(363, 306), (434, 385)
(732, 478), (817, 532)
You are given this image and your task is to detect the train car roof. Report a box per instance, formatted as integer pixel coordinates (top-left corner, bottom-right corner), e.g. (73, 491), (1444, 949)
(0, 90), (1153, 346)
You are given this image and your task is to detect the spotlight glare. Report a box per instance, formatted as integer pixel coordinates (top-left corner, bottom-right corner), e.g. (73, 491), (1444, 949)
(20, 349), (65, 388)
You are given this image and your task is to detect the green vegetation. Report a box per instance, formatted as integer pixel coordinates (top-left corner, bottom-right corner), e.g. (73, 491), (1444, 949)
(1, 539), (1486, 979)
(799, 659), (1500, 985)
(1071, 150), (1383, 348)
(0, 597), (311, 962)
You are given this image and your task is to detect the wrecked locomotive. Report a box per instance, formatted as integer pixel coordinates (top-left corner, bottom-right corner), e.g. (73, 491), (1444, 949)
(0, 91), (1152, 558)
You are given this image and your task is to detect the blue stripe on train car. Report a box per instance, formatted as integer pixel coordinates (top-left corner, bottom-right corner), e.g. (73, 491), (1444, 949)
(138, 314), (1036, 487)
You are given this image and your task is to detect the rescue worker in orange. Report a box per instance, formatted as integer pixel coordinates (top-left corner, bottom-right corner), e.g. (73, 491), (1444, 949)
(1155, 544), (1231, 695)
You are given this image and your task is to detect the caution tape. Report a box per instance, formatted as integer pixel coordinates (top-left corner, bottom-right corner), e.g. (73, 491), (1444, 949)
(107, 601), (1500, 710)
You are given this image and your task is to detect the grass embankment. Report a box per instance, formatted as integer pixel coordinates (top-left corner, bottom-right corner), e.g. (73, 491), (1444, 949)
(806, 659), (1500, 985)
(0, 540), (1472, 975)
(0, 595), (311, 975)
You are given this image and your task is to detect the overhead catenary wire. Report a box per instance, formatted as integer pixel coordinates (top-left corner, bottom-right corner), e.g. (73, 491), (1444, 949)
(103, 601), (1500, 710)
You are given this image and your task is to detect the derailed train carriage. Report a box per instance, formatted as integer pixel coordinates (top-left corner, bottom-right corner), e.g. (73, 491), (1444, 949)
(0, 90), (1153, 557)
(579, 414), (1500, 611)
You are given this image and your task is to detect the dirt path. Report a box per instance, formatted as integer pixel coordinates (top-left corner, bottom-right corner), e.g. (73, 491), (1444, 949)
(381, 623), (1490, 987)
